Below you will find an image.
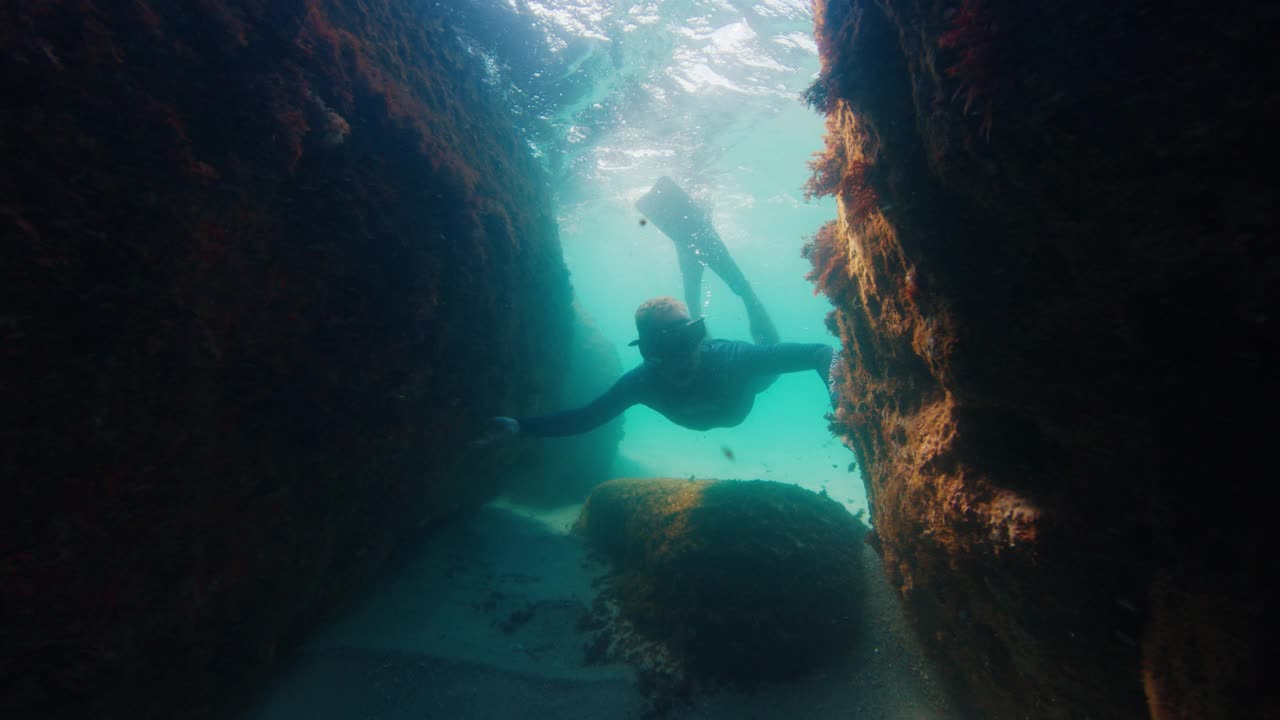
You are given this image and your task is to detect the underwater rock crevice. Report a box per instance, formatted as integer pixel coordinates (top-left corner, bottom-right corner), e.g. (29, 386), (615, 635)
(1, 2), (573, 718)
(504, 304), (626, 507)
(809, 0), (1272, 718)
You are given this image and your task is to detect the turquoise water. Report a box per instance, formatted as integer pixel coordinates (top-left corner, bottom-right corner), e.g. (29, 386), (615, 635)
(557, 106), (862, 513)
(534, 1), (866, 515)
(243, 5), (944, 717)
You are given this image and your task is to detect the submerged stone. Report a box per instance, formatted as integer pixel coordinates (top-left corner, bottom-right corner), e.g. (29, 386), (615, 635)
(576, 478), (868, 689)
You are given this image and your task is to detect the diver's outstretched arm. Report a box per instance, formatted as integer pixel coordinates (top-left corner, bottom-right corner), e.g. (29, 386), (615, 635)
(732, 341), (838, 407)
(513, 369), (643, 437)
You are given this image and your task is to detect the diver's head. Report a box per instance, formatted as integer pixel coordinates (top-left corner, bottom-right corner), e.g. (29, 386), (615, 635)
(628, 296), (706, 385)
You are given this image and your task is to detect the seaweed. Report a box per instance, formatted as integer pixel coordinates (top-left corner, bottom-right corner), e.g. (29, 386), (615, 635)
(804, 117), (879, 223)
(937, 0), (1000, 140)
(803, 221), (854, 301)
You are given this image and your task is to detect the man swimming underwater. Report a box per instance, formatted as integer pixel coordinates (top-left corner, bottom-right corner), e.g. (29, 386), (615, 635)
(481, 177), (840, 442)
(485, 296), (837, 440)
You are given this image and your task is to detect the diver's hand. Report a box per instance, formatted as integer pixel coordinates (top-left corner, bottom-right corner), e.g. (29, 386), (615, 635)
(824, 346), (841, 410)
(472, 416), (520, 448)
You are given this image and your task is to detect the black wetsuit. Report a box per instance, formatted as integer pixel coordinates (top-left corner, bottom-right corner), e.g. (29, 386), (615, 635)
(518, 339), (836, 437)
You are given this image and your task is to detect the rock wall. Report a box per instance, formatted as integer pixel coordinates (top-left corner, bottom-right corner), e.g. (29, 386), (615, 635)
(806, 1), (1271, 719)
(504, 303), (625, 507)
(0, 2), (572, 718)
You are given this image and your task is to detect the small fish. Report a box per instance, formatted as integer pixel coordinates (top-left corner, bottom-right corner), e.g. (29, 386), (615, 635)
(720, 445), (735, 461)
(638, 217), (648, 226)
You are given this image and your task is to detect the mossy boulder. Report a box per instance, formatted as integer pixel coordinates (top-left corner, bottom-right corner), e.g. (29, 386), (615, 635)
(577, 478), (868, 687)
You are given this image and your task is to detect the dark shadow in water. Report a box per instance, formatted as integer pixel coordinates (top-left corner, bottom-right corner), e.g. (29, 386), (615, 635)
(244, 646), (640, 720)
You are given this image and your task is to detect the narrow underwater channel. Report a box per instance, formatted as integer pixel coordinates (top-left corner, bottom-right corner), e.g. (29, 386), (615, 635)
(246, 1), (952, 717)
(8, 0), (1263, 717)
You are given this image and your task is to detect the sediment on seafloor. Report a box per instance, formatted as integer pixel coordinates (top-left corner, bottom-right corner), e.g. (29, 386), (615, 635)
(576, 477), (869, 702)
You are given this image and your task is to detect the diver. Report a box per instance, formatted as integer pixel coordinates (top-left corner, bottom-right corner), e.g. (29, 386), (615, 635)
(481, 296), (837, 441)
(479, 176), (840, 443)
(636, 176), (779, 345)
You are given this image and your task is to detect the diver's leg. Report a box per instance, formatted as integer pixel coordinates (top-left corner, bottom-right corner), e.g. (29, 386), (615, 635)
(703, 241), (779, 345)
(636, 176), (778, 342)
(677, 248), (706, 317)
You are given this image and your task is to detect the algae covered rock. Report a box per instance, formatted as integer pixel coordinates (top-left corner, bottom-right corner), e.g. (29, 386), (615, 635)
(577, 478), (868, 687)
(0, 1), (571, 717)
(805, 1), (1273, 718)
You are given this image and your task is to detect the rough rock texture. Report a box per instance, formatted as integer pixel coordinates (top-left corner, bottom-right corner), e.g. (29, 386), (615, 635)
(504, 303), (624, 506)
(806, 2), (1272, 719)
(0, 2), (571, 718)
(576, 478), (868, 690)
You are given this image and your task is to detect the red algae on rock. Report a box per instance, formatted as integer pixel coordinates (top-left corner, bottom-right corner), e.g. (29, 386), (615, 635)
(1, 2), (572, 718)
(807, 1), (1272, 719)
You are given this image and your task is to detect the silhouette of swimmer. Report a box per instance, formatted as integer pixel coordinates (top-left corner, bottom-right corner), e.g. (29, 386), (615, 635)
(480, 297), (838, 441)
(477, 179), (839, 443)
(634, 176), (779, 346)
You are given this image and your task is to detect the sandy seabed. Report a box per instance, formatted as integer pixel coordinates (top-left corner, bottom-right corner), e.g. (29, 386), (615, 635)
(245, 498), (958, 719)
